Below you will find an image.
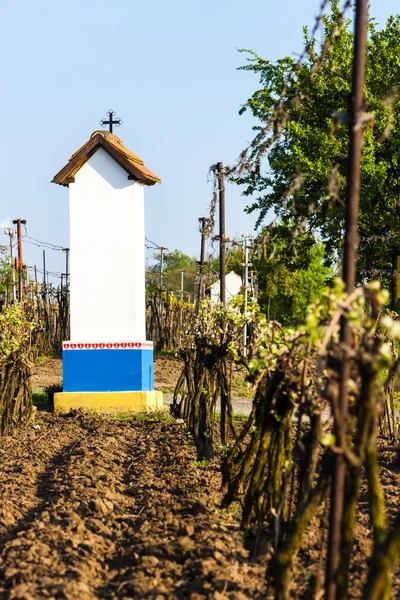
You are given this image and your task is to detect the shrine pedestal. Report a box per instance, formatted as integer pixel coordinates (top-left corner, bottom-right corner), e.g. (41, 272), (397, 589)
(54, 341), (163, 414)
(54, 390), (164, 414)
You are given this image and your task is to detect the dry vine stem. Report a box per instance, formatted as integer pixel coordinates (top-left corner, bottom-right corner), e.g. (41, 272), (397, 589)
(0, 304), (33, 435)
(215, 282), (400, 598)
(0, 281), (70, 435)
(146, 291), (194, 351)
(172, 300), (250, 459)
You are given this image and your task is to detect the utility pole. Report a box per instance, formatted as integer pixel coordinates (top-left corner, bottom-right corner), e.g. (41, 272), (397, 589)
(218, 162), (227, 444)
(242, 234), (252, 357)
(180, 271), (184, 300)
(12, 219), (26, 303)
(250, 269), (256, 297)
(43, 250), (47, 291)
(210, 162), (228, 305)
(211, 162), (228, 444)
(158, 246), (168, 329)
(159, 247), (168, 294)
(62, 247), (70, 312)
(217, 163), (226, 307)
(63, 248), (70, 290)
(326, 1), (368, 598)
(4, 227), (16, 303)
(197, 217), (209, 307)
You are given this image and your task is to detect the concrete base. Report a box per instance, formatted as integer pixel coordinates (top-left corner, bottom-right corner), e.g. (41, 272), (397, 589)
(54, 390), (164, 415)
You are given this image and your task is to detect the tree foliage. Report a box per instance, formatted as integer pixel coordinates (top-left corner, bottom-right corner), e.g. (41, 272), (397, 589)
(211, 243), (244, 278)
(238, 3), (400, 304)
(147, 249), (198, 298)
(0, 258), (12, 302)
(255, 224), (334, 325)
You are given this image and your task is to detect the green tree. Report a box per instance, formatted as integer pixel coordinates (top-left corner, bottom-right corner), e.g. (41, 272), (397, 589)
(0, 258), (12, 304)
(238, 3), (400, 307)
(211, 243), (244, 278)
(147, 249), (198, 297)
(255, 223), (334, 325)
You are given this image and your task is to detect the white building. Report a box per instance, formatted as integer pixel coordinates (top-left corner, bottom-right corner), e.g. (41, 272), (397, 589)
(208, 271), (242, 307)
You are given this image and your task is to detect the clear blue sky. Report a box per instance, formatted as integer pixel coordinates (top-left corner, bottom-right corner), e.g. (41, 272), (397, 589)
(0, 0), (395, 284)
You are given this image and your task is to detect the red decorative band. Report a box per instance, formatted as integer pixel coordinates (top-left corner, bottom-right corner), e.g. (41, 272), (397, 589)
(63, 342), (153, 350)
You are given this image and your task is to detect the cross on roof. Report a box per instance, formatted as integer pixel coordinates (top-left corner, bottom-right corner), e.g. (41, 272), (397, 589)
(100, 110), (122, 134)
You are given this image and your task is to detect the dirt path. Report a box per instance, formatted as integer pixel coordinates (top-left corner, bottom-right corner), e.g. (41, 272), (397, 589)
(0, 414), (265, 600)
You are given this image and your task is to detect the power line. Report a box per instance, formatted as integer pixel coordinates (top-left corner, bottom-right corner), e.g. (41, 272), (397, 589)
(24, 236), (64, 251)
(26, 266), (62, 278)
(21, 223), (64, 250)
(145, 237), (160, 249)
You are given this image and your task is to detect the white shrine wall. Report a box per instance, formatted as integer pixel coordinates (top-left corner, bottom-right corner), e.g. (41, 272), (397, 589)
(69, 148), (146, 342)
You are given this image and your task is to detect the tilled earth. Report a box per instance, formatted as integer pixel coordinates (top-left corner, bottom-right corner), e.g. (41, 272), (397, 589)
(1, 411), (400, 599)
(0, 414), (265, 600)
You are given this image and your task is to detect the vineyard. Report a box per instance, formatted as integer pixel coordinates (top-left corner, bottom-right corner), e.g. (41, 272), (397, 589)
(2, 0), (400, 598)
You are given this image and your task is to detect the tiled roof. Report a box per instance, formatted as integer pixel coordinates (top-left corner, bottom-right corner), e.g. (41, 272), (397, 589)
(52, 130), (161, 187)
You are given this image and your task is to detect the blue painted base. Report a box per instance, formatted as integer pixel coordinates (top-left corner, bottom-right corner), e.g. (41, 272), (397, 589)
(63, 348), (154, 392)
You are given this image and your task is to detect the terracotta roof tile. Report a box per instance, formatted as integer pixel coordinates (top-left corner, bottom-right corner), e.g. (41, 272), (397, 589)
(52, 130), (161, 187)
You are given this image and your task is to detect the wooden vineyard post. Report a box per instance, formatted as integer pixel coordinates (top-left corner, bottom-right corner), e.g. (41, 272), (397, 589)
(197, 217), (209, 308)
(12, 219), (26, 304)
(4, 227), (16, 304)
(217, 163), (226, 308)
(159, 246), (167, 334)
(216, 162), (228, 445)
(242, 234), (252, 357)
(325, 1), (368, 597)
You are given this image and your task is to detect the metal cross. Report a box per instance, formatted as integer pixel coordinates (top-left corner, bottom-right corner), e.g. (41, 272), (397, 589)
(100, 110), (122, 134)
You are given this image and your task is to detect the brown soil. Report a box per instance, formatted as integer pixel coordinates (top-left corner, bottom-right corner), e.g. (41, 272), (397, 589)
(293, 443), (400, 598)
(1, 413), (400, 598)
(30, 358), (63, 390)
(24, 357), (400, 597)
(153, 354), (184, 392)
(0, 414), (265, 599)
